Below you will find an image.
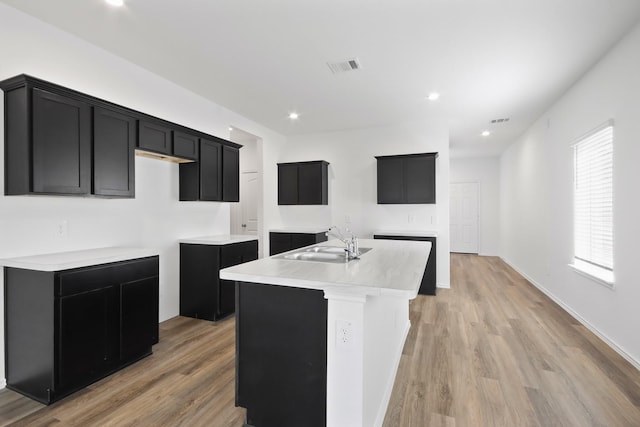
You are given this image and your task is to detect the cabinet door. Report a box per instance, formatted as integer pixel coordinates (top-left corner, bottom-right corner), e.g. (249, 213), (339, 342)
(200, 138), (223, 201)
(377, 157), (405, 204)
(173, 131), (199, 161)
(120, 276), (159, 361)
(58, 287), (115, 390)
(180, 244), (220, 321)
(237, 283), (327, 427)
(242, 240), (259, 263)
(269, 232), (292, 255)
(138, 120), (172, 155)
(32, 88), (91, 195)
(278, 164), (299, 205)
(93, 107), (136, 197)
(298, 162), (327, 205)
(405, 155), (436, 204)
(291, 233), (317, 250)
(222, 146), (240, 202)
(219, 244), (244, 317)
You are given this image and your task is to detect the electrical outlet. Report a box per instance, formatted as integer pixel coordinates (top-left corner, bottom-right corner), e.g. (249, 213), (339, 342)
(57, 220), (68, 237)
(408, 214), (415, 223)
(336, 319), (353, 349)
(345, 214), (351, 224)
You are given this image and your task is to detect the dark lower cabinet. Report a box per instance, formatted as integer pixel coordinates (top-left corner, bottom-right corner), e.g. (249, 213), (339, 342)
(58, 286), (117, 391)
(4, 256), (159, 404)
(269, 231), (328, 256)
(236, 282), (327, 427)
(180, 240), (258, 321)
(120, 276), (160, 359)
(373, 234), (437, 295)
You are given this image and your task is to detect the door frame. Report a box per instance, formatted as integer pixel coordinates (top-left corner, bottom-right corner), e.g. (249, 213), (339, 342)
(449, 181), (481, 254)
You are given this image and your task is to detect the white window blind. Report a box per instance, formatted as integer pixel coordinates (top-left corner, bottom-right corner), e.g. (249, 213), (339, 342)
(573, 123), (613, 274)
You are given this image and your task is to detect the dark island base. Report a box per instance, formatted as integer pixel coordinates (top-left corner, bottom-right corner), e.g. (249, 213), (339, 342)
(235, 281), (328, 427)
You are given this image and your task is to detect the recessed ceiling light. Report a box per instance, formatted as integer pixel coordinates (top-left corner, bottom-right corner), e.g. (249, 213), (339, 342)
(228, 127), (233, 131)
(481, 130), (491, 137)
(105, 0), (124, 6)
(427, 92), (440, 101)
(288, 112), (299, 120)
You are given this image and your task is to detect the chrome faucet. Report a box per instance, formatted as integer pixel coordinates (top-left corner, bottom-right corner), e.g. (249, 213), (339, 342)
(326, 226), (360, 260)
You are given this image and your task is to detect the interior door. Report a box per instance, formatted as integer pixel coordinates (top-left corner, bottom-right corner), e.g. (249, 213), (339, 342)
(450, 182), (479, 253)
(241, 172), (259, 235)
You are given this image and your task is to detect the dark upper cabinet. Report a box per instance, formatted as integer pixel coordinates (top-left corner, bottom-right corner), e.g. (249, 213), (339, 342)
(1, 74), (240, 199)
(137, 120), (172, 155)
(376, 152), (437, 204)
(222, 145), (240, 202)
(172, 131), (199, 161)
(3, 86), (92, 195)
(93, 107), (136, 197)
(199, 138), (223, 201)
(32, 88), (91, 195)
(278, 161), (328, 205)
(179, 137), (240, 202)
(278, 163), (299, 205)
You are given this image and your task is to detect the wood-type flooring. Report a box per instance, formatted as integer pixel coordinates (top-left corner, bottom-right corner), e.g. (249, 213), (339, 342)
(1, 254), (639, 426)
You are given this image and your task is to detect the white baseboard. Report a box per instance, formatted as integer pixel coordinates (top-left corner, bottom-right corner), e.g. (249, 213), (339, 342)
(501, 257), (640, 371)
(436, 282), (450, 289)
(0, 378), (6, 389)
(374, 319), (411, 427)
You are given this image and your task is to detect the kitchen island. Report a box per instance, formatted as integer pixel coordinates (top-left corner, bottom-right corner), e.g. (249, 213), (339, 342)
(220, 238), (431, 427)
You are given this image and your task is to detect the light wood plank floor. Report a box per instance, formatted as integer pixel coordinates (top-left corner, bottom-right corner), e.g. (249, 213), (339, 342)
(1, 254), (640, 426)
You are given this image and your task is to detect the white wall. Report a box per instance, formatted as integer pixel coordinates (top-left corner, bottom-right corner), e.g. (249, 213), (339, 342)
(0, 3), (286, 387)
(450, 157), (501, 256)
(500, 21), (640, 367)
(277, 121), (451, 288)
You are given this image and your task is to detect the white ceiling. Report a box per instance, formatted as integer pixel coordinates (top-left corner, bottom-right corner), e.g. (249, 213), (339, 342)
(3, 0), (640, 157)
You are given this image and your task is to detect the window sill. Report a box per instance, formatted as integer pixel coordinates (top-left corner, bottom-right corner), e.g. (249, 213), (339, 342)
(569, 260), (615, 289)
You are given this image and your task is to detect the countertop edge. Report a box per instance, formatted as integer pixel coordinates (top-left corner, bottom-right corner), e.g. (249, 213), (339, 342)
(179, 235), (259, 245)
(0, 247), (159, 272)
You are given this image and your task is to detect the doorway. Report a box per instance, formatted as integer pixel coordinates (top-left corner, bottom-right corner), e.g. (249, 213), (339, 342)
(229, 127), (260, 240)
(450, 182), (479, 253)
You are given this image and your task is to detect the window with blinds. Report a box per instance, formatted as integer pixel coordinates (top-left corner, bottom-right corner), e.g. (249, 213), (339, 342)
(572, 121), (614, 286)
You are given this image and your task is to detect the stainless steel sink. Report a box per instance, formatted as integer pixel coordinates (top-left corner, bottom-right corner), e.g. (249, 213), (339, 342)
(276, 246), (372, 263)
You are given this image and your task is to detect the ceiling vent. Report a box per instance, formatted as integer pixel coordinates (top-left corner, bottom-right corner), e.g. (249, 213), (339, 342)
(491, 117), (510, 124)
(327, 58), (362, 74)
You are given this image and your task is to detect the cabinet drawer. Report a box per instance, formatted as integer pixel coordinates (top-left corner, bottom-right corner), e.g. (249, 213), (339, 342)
(58, 257), (158, 296)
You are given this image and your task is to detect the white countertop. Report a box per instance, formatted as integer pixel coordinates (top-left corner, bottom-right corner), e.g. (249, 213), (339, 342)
(373, 230), (438, 238)
(220, 238), (430, 298)
(270, 227), (329, 234)
(179, 234), (258, 245)
(0, 247), (159, 272)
